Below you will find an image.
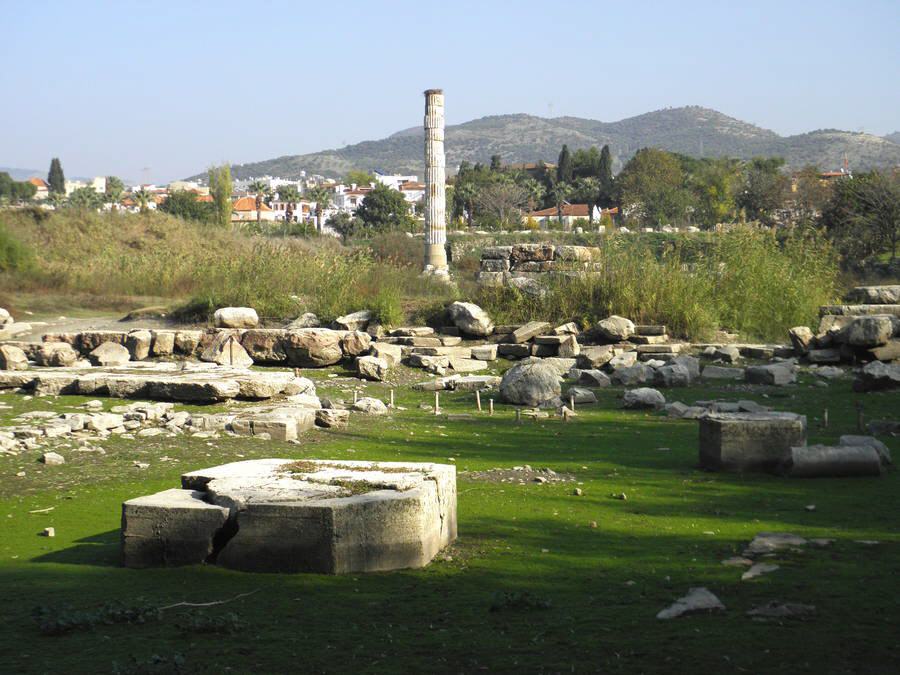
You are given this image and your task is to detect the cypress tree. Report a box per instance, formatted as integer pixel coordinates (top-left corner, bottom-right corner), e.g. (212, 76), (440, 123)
(47, 158), (65, 195)
(597, 145), (613, 206)
(557, 145), (573, 184)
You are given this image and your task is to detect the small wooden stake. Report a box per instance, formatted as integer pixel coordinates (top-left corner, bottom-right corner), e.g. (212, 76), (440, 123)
(489, 399), (494, 416)
(389, 389), (395, 408)
(434, 391), (440, 415)
(476, 389), (482, 412)
(353, 389), (358, 403)
(515, 408), (521, 424)
(569, 394), (575, 412)
(823, 407), (829, 429)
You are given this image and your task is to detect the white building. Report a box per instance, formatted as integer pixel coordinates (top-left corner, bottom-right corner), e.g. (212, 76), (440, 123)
(374, 171), (418, 190)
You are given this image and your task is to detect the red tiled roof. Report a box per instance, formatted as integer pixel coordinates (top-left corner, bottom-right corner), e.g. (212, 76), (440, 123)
(28, 177), (48, 188)
(527, 203), (591, 218)
(233, 196), (272, 211)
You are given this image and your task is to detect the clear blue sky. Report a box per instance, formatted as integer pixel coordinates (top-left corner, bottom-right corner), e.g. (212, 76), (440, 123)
(2, 0), (898, 183)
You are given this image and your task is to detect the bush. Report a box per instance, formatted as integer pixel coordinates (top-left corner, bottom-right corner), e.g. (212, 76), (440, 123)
(0, 221), (33, 272)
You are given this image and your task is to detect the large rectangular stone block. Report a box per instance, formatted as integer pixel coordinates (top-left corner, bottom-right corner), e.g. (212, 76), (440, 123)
(699, 412), (806, 472)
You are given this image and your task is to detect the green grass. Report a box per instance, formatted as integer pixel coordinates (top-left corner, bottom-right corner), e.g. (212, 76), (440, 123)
(0, 372), (898, 674)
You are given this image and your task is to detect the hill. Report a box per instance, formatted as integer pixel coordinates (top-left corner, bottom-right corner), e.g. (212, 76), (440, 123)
(190, 106), (900, 180)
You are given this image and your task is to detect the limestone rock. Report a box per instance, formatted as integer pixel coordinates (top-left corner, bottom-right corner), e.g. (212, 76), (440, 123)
(352, 397), (388, 415)
(611, 364), (655, 386)
(746, 363), (796, 386)
(340, 330), (372, 357)
(174, 330), (203, 355)
(357, 355), (389, 381)
(125, 330), (152, 361)
(0, 307), (11, 326)
(846, 285), (900, 305)
(701, 365), (745, 380)
(240, 329), (287, 363)
(565, 386), (597, 404)
(0, 344), (28, 371)
(315, 408), (350, 428)
(836, 315), (895, 347)
(372, 342), (403, 366)
(282, 377), (316, 397)
(607, 351), (637, 370)
(88, 341), (131, 367)
(41, 451), (66, 465)
(657, 587), (725, 620)
(784, 444), (883, 478)
(655, 363), (691, 387)
(285, 312), (320, 329)
(699, 412), (807, 472)
(334, 310), (373, 331)
(578, 369), (611, 387)
(714, 345), (741, 363)
(557, 334), (580, 358)
(622, 387), (665, 410)
(284, 329), (344, 367)
(199, 333), (254, 367)
(511, 321), (551, 344)
(788, 326), (814, 354)
(214, 307), (259, 329)
(499, 361), (562, 408)
(596, 315), (634, 342)
(34, 342), (79, 367)
(151, 331), (176, 356)
(839, 435), (891, 465)
(576, 345), (615, 369)
(853, 361), (900, 392)
(448, 302), (494, 337)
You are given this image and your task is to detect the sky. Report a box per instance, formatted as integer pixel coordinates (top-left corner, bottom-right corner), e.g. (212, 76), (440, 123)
(2, 0), (898, 184)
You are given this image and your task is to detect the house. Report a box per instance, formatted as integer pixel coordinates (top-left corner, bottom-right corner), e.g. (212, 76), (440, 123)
(399, 180), (426, 206)
(374, 171), (418, 190)
(232, 195), (276, 222)
(332, 184), (373, 213)
(270, 199), (313, 222)
(525, 203), (604, 228)
(27, 177), (49, 200)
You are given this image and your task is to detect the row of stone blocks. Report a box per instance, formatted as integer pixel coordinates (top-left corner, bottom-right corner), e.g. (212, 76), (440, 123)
(122, 459), (457, 574)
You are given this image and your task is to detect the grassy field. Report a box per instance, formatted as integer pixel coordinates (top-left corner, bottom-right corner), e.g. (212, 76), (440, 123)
(1, 366), (897, 674)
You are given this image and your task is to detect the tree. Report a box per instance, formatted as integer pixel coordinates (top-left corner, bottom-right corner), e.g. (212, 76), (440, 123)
(616, 148), (690, 226)
(597, 145), (614, 207)
(47, 158), (65, 195)
(0, 173), (37, 203)
(573, 176), (600, 225)
(737, 157), (789, 225)
(689, 158), (741, 228)
(105, 176), (124, 208)
(821, 171), (900, 263)
(549, 179), (573, 229)
(355, 183), (413, 232)
(453, 181), (477, 228)
(132, 187), (152, 213)
(794, 166), (830, 221)
(344, 170), (375, 187)
(67, 186), (104, 210)
(304, 185), (333, 234)
(472, 179), (529, 229)
(557, 145), (573, 183)
(516, 176), (545, 212)
(329, 211), (362, 243)
(208, 164), (233, 227)
(277, 185), (301, 204)
(490, 154), (503, 172)
(159, 190), (214, 222)
(249, 179), (268, 224)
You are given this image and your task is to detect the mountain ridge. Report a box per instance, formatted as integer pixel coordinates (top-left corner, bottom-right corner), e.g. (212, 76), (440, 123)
(188, 106), (900, 181)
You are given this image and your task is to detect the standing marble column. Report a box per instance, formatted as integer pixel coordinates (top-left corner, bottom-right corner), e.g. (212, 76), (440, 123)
(423, 89), (449, 274)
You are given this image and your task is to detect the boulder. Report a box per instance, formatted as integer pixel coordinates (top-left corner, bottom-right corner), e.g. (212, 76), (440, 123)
(557, 334), (580, 358)
(357, 355), (389, 381)
(499, 361), (562, 408)
(333, 310), (373, 331)
(125, 330), (152, 361)
(838, 435), (891, 466)
(315, 408), (350, 428)
(213, 307), (259, 329)
(34, 342), (79, 367)
(282, 377), (316, 397)
(511, 321), (551, 344)
(0, 307), (11, 326)
(565, 386), (597, 405)
(714, 345), (741, 363)
(788, 326), (814, 355)
(340, 331), (372, 357)
(611, 364), (655, 386)
(622, 387), (665, 410)
(655, 363), (691, 387)
(470, 344), (498, 361)
(606, 351), (637, 370)
(853, 361), (900, 392)
(846, 285), (900, 305)
(578, 369), (611, 387)
(88, 341), (131, 367)
(174, 330), (203, 355)
(671, 355), (700, 380)
(657, 587), (725, 620)
(286, 312), (321, 329)
(283, 329), (344, 367)
(372, 343), (403, 366)
(835, 315), (895, 347)
(507, 276), (546, 297)
(199, 333), (254, 367)
(576, 345), (615, 369)
(701, 365), (745, 380)
(807, 348), (841, 364)
(447, 302), (494, 337)
(0, 344), (28, 371)
(352, 397), (388, 415)
(596, 315), (634, 342)
(746, 363), (796, 386)
(240, 329), (287, 363)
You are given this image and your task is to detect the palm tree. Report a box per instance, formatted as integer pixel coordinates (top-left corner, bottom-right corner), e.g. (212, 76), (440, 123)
(549, 180), (573, 229)
(249, 180), (268, 225)
(133, 188), (152, 214)
(305, 185), (332, 234)
(574, 177), (600, 225)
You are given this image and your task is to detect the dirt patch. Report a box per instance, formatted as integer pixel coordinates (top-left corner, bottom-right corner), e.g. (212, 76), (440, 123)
(462, 465), (575, 485)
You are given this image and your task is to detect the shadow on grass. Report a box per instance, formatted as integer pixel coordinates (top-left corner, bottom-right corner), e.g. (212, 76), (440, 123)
(31, 529), (120, 567)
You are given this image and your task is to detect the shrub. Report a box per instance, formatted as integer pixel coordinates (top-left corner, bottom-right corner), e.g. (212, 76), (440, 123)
(0, 221), (33, 272)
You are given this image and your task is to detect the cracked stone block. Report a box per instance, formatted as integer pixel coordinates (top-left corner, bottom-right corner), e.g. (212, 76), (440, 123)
(116, 459), (459, 574)
(699, 412), (807, 472)
(121, 489), (230, 568)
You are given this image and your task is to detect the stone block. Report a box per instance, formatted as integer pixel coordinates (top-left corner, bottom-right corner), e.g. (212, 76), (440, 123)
(497, 343), (531, 358)
(121, 489), (230, 568)
(511, 321), (551, 344)
(745, 364), (796, 386)
(699, 412), (807, 472)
